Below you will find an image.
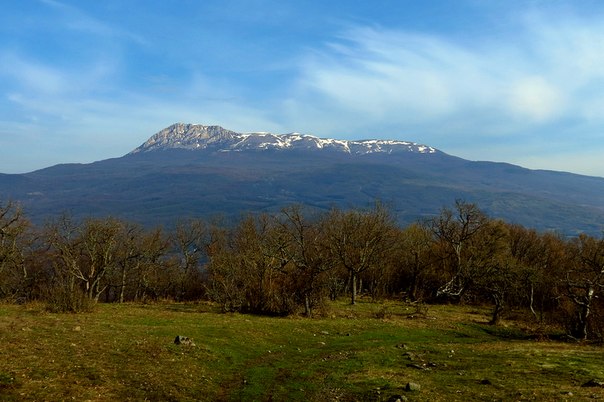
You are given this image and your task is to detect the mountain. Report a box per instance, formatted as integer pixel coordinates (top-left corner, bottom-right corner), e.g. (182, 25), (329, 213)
(129, 123), (437, 155)
(1, 123), (604, 236)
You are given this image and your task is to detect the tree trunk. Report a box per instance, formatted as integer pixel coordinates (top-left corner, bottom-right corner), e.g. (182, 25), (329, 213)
(489, 293), (504, 325)
(304, 295), (311, 317)
(529, 284), (538, 321)
(351, 271), (357, 305)
(409, 274), (419, 302)
(577, 302), (591, 340)
(573, 287), (594, 340)
(119, 266), (127, 303)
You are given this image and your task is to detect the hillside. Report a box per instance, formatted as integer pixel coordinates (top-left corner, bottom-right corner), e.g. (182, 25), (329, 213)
(1, 123), (604, 235)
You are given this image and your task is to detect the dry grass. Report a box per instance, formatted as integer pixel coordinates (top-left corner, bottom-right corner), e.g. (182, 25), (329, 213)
(0, 300), (603, 401)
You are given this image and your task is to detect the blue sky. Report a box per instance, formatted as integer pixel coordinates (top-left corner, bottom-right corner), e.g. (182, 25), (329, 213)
(2, 1), (604, 176)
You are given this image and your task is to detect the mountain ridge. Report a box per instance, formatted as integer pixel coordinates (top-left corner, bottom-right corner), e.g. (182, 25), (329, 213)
(1, 123), (603, 236)
(129, 123), (438, 155)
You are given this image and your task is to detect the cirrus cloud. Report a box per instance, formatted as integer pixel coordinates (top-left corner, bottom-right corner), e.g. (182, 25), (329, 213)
(288, 14), (604, 140)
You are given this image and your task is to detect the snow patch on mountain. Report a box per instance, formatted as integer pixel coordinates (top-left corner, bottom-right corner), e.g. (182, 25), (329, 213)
(129, 123), (438, 155)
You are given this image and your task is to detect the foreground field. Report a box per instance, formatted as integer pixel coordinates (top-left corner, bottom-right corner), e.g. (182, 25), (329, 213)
(0, 301), (603, 401)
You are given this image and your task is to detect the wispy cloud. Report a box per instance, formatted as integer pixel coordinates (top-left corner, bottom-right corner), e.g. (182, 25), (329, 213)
(0, 54), (66, 94)
(39, 0), (146, 44)
(288, 13), (604, 144)
(0, 53), (118, 97)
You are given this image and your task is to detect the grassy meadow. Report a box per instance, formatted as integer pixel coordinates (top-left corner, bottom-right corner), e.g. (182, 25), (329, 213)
(1, 300), (603, 401)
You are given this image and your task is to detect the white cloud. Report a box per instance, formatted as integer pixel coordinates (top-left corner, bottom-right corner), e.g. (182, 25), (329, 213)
(0, 52), (119, 99)
(298, 28), (481, 121)
(0, 55), (66, 94)
(506, 76), (565, 123)
(290, 14), (604, 138)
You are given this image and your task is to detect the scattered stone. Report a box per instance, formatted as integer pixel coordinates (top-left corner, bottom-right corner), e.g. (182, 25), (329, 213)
(174, 335), (195, 346)
(73, 325), (81, 332)
(386, 394), (408, 402)
(320, 330), (329, 335)
(405, 382), (421, 392)
(406, 363), (425, 370)
(582, 379), (604, 387)
(402, 351), (415, 359)
(395, 343), (409, 349)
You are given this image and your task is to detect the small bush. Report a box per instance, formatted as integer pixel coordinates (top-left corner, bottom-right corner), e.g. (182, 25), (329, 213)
(45, 285), (95, 313)
(373, 305), (392, 319)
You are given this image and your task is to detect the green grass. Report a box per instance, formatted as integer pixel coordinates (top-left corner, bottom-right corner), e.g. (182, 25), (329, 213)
(1, 300), (603, 401)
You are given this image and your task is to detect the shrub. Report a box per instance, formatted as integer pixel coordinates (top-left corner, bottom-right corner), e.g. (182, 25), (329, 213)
(44, 284), (95, 313)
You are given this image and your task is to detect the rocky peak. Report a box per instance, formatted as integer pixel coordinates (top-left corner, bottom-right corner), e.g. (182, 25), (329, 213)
(129, 123), (438, 155)
(130, 123), (239, 153)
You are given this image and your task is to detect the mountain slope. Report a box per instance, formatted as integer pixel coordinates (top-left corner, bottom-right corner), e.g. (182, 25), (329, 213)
(1, 123), (603, 235)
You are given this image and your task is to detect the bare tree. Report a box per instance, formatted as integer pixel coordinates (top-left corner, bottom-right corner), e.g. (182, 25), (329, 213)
(396, 223), (433, 301)
(206, 214), (292, 314)
(172, 218), (210, 300)
(277, 205), (331, 316)
(506, 224), (561, 323)
(111, 222), (144, 303)
(234, 214), (284, 313)
(469, 220), (513, 324)
(0, 201), (30, 300)
(429, 200), (489, 302)
(565, 234), (604, 340)
(326, 205), (397, 305)
(46, 216), (121, 302)
(131, 227), (171, 302)
(108, 223), (169, 303)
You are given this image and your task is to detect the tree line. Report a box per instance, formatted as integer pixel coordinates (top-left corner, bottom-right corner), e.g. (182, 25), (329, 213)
(1, 199), (603, 340)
